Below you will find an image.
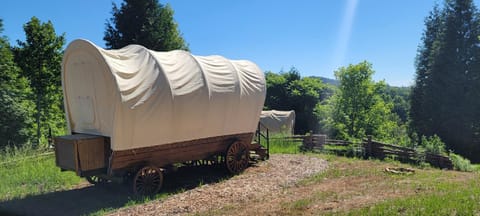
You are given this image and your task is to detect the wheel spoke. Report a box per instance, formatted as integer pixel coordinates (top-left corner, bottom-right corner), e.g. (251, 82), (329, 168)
(133, 166), (163, 195)
(226, 141), (249, 174)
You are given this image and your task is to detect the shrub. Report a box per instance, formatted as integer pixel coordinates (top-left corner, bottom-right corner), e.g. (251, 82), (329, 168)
(421, 135), (446, 155)
(449, 153), (473, 172)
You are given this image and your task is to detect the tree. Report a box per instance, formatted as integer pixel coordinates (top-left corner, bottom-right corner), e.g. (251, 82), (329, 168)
(328, 61), (399, 140)
(0, 19), (34, 147)
(383, 86), (410, 123)
(410, 0), (480, 161)
(410, 5), (443, 139)
(264, 68), (327, 134)
(13, 17), (66, 145)
(104, 0), (188, 51)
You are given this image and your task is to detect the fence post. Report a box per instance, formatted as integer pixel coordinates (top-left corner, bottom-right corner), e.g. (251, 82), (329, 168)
(303, 134), (313, 151)
(364, 135), (372, 159)
(318, 135), (326, 151)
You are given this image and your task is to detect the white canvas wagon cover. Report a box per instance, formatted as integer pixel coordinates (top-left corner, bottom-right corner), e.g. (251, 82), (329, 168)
(62, 39), (266, 151)
(260, 110), (295, 135)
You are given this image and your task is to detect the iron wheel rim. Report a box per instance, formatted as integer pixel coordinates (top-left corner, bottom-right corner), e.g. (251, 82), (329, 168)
(226, 141), (249, 174)
(133, 166), (163, 196)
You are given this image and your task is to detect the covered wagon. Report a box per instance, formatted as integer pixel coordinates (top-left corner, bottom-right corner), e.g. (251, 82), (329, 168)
(54, 39), (267, 195)
(260, 110), (296, 135)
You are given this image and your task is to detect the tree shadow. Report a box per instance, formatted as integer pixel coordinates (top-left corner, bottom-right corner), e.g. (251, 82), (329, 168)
(0, 165), (231, 216)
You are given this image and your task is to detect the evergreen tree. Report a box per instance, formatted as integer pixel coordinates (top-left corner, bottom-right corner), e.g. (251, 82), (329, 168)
(410, 5), (443, 139)
(411, 0), (480, 161)
(13, 17), (66, 145)
(0, 19), (34, 147)
(104, 0), (188, 51)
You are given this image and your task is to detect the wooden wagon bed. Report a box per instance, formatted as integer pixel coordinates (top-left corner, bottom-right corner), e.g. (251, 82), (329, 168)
(109, 132), (254, 173)
(55, 132), (258, 176)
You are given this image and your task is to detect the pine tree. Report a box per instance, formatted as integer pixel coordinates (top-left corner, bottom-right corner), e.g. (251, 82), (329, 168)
(411, 0), (480, 161)
(104, 0), (188, 51)
(410, 5), (443, 139)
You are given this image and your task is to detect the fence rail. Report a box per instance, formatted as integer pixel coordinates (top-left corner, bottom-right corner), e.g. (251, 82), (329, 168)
(282, 134), (454, 170)
(363, 136), (453, 169)
(0, 151), (54, 166)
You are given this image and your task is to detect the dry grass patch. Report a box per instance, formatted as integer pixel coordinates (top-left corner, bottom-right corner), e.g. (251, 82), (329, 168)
(200, 154), (479, 216)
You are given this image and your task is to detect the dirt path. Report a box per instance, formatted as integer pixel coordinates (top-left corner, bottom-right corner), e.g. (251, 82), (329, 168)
(109, 154), (328, 216)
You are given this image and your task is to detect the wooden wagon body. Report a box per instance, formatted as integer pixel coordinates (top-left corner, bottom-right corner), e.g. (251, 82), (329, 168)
(55, 39), (267, 194)
(55, 133), (256, 176)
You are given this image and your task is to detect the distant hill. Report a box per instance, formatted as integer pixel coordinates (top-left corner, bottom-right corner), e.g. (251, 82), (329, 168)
(310, 76), (411, 90)
(309, 76), (340, 86)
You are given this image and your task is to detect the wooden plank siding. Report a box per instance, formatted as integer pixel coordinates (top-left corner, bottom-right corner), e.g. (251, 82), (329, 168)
(109, 133), (254, 173)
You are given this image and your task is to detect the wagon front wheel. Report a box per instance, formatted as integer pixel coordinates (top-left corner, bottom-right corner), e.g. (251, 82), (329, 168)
(133, 166), (163, 196)
(226, 141), (249, 174)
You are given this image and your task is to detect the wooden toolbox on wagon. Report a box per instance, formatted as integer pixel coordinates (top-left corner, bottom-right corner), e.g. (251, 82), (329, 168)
(54, 134), (109, 176)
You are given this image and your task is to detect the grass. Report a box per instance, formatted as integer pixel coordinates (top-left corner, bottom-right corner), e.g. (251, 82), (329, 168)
(3, 141), (480, 215)
(0, 145), (82, 201)
(268, 134), (302, 154)
(202, 152), (480, 215)
(265, 138), (480, 215)
(343, 181), (480, 215)
(295, 155), (480, 215)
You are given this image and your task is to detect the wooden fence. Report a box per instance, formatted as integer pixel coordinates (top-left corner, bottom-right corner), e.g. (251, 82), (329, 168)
(288, 134), (453, 169)
(363, 136), (453, 169)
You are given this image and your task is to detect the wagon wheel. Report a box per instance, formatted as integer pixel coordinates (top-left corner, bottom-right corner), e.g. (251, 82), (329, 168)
(86, 175), (107, 185)
(133, 166), (163, 196)
(226, 140), (249, 174)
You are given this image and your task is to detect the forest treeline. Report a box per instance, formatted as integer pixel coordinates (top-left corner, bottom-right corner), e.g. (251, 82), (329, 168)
(1, 0), (480, 162)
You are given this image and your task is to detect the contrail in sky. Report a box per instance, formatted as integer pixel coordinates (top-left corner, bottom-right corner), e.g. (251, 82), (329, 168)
(332, 0), (358, 73)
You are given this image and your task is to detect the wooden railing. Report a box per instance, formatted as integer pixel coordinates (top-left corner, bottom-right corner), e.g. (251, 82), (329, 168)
(254, 122), (270, 159)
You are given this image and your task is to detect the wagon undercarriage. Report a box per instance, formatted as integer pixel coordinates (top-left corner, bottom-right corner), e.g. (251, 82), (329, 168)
(55, 128), (269, 195)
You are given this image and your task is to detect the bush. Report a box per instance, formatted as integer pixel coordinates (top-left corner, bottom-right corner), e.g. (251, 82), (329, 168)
(0, 90), (35, 148)
(449, 153), (473, 172)
(421, 135), (446, 155)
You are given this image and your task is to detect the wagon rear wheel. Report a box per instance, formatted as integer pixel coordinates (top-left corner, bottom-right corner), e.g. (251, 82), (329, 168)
(133, 166), (163, 196)
(226, 140), (249, 174)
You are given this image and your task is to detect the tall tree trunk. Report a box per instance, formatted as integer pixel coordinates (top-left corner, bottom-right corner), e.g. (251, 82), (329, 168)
(36, 92), (41, 145)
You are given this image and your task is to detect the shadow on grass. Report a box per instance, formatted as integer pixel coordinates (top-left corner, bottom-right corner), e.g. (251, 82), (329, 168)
(0, 165), (232, 216)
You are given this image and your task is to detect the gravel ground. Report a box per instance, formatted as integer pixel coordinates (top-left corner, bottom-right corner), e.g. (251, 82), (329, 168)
(109, 154), (328, 216)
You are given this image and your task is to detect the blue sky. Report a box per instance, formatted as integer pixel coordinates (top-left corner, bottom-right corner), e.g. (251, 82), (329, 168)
(2, 0), (478, 86)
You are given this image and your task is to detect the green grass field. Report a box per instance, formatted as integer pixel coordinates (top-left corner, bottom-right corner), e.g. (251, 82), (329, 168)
(267, 134), (302, 154)
(0, 146), (82, 201)
(2, 141), (480, 215)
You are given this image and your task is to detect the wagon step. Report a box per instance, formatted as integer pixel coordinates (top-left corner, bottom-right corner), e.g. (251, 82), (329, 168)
(249, 142), (268, 161)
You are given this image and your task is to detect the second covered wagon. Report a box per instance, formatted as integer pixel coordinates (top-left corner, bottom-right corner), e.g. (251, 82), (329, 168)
(55, 39), (267, 195)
